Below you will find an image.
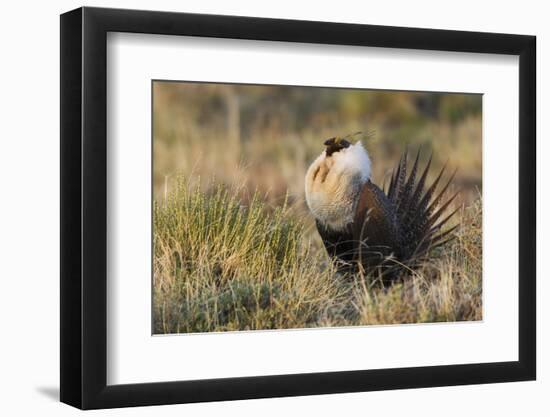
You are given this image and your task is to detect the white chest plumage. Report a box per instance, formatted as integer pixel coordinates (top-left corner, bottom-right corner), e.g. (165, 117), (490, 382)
(305, 142), (371, 232)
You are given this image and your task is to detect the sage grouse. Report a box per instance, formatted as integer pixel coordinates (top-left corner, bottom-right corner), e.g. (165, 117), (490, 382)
(305, 137), (459, 279)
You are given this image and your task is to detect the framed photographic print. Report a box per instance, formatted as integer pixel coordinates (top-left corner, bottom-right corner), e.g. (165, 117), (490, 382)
(60, 6), (536, 409)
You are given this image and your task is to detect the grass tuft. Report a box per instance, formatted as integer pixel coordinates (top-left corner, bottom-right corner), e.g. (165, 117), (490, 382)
(153, 180), (482, 334)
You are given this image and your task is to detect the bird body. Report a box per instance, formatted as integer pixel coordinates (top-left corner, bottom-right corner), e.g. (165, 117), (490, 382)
(305, 137), (458, 278)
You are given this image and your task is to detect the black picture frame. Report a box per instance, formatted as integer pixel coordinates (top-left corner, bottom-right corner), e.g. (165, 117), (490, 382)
(60, 6), (536, 410)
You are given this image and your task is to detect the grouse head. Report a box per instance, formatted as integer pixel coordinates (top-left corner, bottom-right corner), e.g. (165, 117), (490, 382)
(324, 137), (352, 156)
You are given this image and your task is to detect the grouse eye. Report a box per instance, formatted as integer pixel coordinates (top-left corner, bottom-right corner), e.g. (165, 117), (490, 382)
(324, 137), (335, 146)
(340, 139), (351, 148)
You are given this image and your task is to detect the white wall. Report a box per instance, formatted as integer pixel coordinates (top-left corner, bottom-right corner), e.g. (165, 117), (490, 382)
(0, 0), (545, 415)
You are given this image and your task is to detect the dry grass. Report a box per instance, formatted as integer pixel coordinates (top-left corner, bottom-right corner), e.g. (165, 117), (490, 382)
(153, 180), (482, 334)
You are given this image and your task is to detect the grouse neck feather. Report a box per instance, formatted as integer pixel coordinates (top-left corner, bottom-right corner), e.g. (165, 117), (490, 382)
(305, 141), (371, 232)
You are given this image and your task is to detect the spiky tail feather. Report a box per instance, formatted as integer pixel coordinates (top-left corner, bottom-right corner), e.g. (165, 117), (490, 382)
(386, 148), (460, 268)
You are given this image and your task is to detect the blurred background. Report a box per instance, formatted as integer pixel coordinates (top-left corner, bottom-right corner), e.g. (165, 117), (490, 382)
(153, 81), (482, 236)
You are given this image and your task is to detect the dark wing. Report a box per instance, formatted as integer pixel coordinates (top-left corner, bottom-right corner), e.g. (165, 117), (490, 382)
(316, 181), (401, 273)
(315, 220), (355, 263)
(353, 180), (401, 266)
